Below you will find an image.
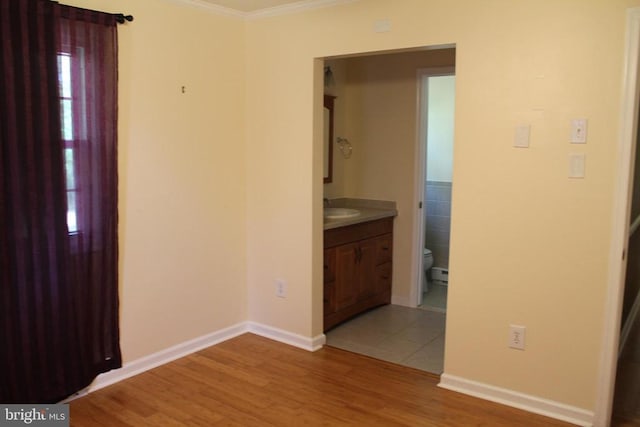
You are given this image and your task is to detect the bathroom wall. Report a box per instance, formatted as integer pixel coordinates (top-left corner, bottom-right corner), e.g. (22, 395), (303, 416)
(329, 49), (456, 305)
(424, 74), (455, 271)
(322, 59), (348, 199)
(426, 75), (455, 183)
(425, 181), (451, 270)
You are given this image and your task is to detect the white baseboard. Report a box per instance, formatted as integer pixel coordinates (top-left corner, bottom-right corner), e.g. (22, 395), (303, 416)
(61, 322), (248, 402)
(391, 295), (414, 307)
(246, 321), (326, 351)
(61, 321), (325, 403)
(438, 373), (594, 427)
(421, 306), (446, 314)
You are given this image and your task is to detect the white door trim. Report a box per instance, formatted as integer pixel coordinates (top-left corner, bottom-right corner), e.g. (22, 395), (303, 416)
(410, 66), (455, 307)
(595, 7), (640, 426)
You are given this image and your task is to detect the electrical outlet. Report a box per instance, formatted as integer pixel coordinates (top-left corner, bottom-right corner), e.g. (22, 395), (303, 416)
(509, 325), (526, 350)
(276, 279), (286, 298)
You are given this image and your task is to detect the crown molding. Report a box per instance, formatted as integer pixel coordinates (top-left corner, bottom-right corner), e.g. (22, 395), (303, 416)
(167, 0), (357, 20)
(245, 0), (358, 20)
(164, 0), (246, 19)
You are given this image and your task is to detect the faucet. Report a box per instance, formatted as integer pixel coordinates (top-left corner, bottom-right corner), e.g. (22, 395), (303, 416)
(323, 198), (330, 208)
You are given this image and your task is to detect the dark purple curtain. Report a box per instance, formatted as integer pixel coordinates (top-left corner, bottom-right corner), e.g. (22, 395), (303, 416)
(0, 0), (121, 403)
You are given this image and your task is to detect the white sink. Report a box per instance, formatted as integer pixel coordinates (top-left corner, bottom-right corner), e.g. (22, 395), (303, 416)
(324, 207), (361, 219)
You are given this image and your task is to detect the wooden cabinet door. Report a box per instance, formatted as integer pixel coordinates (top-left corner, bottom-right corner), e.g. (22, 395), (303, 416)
(357, 238), (377, 299)
(323, 248), (337, 314)
(324, 282), (336, 315)
(334, 242), (359, 311)
(324, 248), (336, 284)
(323, 218), (395, 331)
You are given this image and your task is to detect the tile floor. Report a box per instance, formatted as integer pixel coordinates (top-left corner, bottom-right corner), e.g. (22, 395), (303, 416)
(421, 282), (448, 312)
(325, 303), (446, 374)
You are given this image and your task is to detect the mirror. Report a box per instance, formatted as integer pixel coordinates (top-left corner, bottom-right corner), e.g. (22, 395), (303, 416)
(324, 95), (336, 183)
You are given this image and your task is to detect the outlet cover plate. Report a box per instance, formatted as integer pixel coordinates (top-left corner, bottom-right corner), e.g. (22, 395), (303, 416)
(509, 325), (526, 350)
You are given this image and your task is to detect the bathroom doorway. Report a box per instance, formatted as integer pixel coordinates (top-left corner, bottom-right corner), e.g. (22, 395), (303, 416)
(414, 68), (455, 311)
(322, 47), (456, 375)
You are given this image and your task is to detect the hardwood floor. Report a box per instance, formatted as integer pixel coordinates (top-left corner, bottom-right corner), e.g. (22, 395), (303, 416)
(70, 333), (572, 426)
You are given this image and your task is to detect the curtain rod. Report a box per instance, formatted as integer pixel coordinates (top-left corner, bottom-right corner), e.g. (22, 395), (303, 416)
(52, 2), (134, 24)
(114, 13), (134, 24)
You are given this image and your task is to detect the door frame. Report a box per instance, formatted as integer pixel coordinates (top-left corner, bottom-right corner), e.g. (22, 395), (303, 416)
(410, 66), (456, 307)
(595, 7), (640, 426)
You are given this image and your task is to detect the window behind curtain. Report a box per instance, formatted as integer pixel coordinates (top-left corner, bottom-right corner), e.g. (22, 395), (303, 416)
(58, 52), (79, 233)
(0, 1), (121, 403)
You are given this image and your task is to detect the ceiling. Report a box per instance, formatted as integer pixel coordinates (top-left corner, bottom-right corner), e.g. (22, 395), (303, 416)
(201, 0), (304, 13)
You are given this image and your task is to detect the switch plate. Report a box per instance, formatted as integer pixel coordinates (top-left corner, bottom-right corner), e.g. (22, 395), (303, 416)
(569, 153), (586, 178)
(509, 325), (526, 350)
(571, 119), (587, 143)
(514, 125), (530, 148)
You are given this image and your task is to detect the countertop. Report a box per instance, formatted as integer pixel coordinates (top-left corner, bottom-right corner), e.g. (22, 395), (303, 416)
(323, 198), (397, 230)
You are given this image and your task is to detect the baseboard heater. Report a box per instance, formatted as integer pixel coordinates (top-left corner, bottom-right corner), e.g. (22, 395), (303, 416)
(432, 267), (449, 284)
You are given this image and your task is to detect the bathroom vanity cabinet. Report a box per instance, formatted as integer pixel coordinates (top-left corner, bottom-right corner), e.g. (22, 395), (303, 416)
(323, 217), (393, 331)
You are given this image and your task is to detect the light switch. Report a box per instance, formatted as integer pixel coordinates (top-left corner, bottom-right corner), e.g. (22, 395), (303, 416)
(569, 153), (586, 178)
(571, 119), (588, 144)
(514, 125), (530, 148)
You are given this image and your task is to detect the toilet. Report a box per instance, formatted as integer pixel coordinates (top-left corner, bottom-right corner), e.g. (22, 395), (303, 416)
(423, 248), (434, 293)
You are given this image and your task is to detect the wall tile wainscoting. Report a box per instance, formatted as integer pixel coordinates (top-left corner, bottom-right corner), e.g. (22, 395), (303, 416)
(425, 180), (452, 271)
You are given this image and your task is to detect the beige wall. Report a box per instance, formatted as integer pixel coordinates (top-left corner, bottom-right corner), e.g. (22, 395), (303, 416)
(67, 0), (248, 362)
(245, 0), (640, 411)
(322, 59), (347, 199)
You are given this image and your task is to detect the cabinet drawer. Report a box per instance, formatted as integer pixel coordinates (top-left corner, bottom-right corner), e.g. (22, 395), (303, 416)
(375, 234), (392, 265)
(375, 262), (392, 295)
(324, 217), (393, 248)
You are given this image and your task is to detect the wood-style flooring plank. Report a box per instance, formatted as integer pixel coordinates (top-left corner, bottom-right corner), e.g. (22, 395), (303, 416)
(69, 333), (573, 426)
